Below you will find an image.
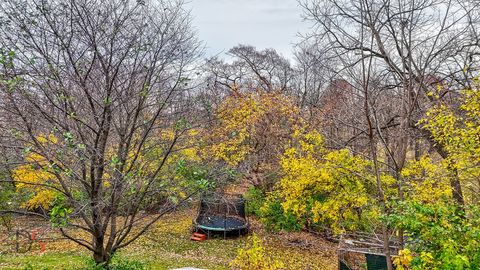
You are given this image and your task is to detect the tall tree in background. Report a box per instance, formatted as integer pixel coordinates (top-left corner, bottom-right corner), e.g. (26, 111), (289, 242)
(203, 45), (294, 96)
(0, 0), (201, 264)
(292, 39), (334, 110)
(300, 0), (480, 206)
(297, 0), (480, 267)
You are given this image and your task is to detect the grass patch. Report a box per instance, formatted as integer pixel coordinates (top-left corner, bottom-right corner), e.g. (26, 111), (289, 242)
(0, 252), (86, 270)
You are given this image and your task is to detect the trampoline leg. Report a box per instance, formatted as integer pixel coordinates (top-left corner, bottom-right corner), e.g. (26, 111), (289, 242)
(224, 215), (227, 240)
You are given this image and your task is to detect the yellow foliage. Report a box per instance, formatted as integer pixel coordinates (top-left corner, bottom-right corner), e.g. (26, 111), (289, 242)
(278, 130), (376, 234)
(401, 156), (452, 204)
(421, 84), (480, 203)
(13, 134), (59, 209)
(393, 249), (413, 270)
(205, 90), (302, 166)
(22, 189), (56, 209)
(230, 234), (285, 270)
(122, 127), (200, 172)
(36, 134), (58, 145)
(419, 251), (435, 268)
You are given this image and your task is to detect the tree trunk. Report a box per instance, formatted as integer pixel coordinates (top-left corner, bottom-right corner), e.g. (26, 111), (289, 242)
(93, 237), (110, 265)
(370, 142), (394, 270)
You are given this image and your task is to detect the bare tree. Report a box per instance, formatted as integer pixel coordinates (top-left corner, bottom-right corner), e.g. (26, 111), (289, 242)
(228, 45), (294, 93)
(300, 0), (480, 207)
(203, 45), (295, 96)
(0, 0), (201, 264)
(297, 0), (480, 266)
(292, 38), (333, 109)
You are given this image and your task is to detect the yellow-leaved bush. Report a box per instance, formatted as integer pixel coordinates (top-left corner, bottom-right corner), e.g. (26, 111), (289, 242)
(278, 130), (378, 234)
(421, 83), (480, 203)
(401, 156), (452, 204)
(393, 248), (414, 270)
(13, 134), (59, 209)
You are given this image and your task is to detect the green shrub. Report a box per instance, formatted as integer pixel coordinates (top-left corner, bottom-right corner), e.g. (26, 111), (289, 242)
(244, 186), (266, 217)
(244, 187), (305, 232)
(0, 180), (22, 210)
(259, 194), (305, 232)
(388, 201), (480, 269)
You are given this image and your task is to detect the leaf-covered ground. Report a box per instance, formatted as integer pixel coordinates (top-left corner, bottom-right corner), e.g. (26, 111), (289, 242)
(0, 209), (337, 269)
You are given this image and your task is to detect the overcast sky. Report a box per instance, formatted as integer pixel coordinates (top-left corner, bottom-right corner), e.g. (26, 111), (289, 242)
(186, 0), (311, 60)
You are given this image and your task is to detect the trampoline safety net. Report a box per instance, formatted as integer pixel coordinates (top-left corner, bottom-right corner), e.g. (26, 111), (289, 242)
(193, 193), (249, 239)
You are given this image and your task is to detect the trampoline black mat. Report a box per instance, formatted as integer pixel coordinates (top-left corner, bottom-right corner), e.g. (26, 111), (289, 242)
(196, 215), (248, 231)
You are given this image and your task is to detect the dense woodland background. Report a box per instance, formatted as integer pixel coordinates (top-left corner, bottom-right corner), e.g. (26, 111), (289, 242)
(1, 0), (480, 269)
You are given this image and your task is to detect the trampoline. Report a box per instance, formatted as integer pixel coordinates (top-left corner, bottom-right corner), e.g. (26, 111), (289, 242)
(193, 193), (249, 239)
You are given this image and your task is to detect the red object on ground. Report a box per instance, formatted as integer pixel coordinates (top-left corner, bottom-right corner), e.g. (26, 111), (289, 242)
(31, 229), (37, 241)
(39, 242), (46, 253)
(190, 232), (206, 241)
